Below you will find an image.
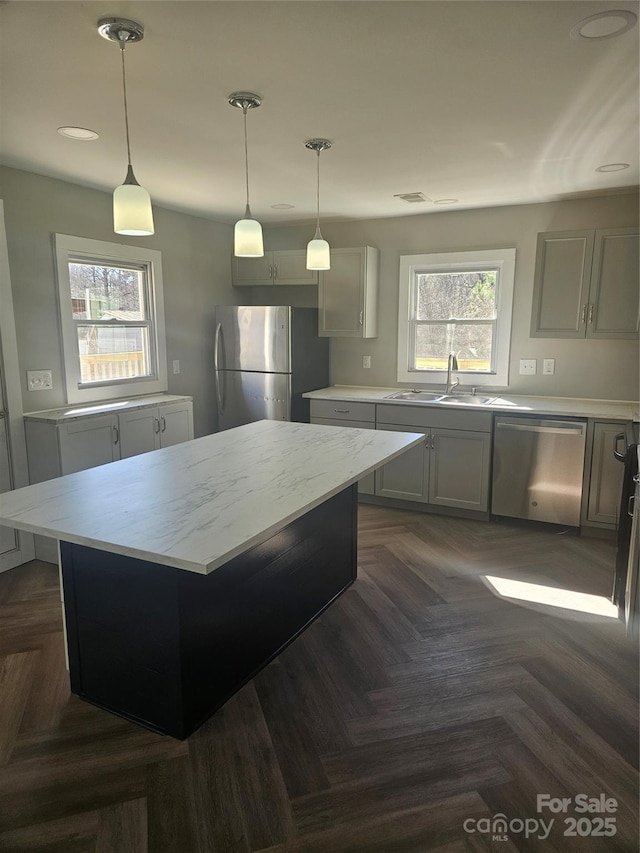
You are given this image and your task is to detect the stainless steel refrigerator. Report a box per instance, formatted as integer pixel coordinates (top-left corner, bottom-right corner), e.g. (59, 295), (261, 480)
(214, 306), (329, 431)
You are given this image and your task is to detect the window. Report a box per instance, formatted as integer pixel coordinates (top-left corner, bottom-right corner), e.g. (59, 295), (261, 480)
(397, 248), (516, 387)
(55, 234), (167, 404)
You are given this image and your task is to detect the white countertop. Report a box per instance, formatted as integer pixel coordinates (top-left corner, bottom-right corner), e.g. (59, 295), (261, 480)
(24, 394), (192, 423)
(304, 386), (638, 421)
(0, 420), (423, 575)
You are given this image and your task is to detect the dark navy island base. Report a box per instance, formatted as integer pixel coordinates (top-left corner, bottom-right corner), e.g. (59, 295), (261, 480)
(60, 485), (357, 739)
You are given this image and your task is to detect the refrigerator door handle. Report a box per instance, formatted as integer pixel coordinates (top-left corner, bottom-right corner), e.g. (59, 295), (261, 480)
(214, 322), (225, 414)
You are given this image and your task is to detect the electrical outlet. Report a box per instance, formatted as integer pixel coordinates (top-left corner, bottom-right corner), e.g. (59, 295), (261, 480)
(519, 359), (537, 376)
(543, 358), (555, 375)
(172, 360), (180, 375)
(362, 355), (371, 369)
(27, 369), (53, 391)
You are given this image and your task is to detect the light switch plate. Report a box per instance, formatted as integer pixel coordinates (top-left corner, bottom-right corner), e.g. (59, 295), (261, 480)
(543, 358), (555, 375)
(519, 359), (537, 375)
(362, 355), (371, 369)
(27, 369), (53, 391)
(172, 359), (180, 375)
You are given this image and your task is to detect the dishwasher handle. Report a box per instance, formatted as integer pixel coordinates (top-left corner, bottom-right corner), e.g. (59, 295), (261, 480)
(495, 420), (585, 436)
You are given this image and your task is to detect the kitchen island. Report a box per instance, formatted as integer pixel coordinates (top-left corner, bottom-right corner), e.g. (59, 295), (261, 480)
(0, 420), (423, 738)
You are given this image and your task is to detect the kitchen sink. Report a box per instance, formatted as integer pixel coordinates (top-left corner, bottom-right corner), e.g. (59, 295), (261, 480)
(385, 390), (496, 406)
(385, 390), (444, 402)
(438, 394), (495, 406)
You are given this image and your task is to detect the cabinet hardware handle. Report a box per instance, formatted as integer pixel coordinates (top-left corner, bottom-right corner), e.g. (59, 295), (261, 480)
(580, 304), (587, 324)
(588, 304), (594, 324)
(359, 311), (364, 326)
(629, 495), (636, 518)
(614, 432), (627, 461)
(112, 425), (119, 445)
(431, 434), (436, 450)
(161, 416), (167, 432)
(154, 416), (160, 434)
(273, 265), (278, 279)
(334, 409), (350, 413)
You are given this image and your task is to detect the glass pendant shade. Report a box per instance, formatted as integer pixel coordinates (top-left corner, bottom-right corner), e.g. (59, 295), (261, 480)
(113, 166), (154, 235)
(234, 211), (264, 257)
(306, 233), (331, 270)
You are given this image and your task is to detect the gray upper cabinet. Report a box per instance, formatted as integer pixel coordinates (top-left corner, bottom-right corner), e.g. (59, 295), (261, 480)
(589, 229), (639, 339)
(318, 247), (379, 338)
(232, 250), (319, 286)
(531, 227), (639, 339)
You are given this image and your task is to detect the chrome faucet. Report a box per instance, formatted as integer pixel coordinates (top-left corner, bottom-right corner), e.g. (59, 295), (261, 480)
(445, 353), (459, 394)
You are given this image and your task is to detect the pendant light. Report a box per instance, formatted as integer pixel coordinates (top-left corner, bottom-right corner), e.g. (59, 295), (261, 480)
(305, 139), (332, 270)
(228, 92), (264, 257)
(98, 17), (154, 236)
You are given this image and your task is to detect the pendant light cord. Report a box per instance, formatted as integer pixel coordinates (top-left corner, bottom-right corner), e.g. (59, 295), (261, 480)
(243, 105), (252, 217)
(315, 150), (322, 239)
(118, 33), (132, 166)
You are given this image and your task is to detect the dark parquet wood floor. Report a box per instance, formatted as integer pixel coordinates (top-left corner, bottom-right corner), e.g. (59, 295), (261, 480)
(0, 506), (638, 852)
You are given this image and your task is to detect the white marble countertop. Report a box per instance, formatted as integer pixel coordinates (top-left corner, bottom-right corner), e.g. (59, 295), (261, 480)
(0, 420), (423, 574)
(304, 385), (638, 421)
(24, 394), (193, 423)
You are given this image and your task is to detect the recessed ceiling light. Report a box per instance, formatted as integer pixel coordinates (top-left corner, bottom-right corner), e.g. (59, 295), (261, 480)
(595, 163), (630, 172)
(270, 203), (295, 210)
(434, 198), (458, 205)
(570, 10), (637, 40)
(57, 126), (99, 141)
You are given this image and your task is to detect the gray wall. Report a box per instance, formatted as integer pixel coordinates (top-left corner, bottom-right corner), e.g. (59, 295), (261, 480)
(1, 166), (235, 437)
(256, 192), (639, 401)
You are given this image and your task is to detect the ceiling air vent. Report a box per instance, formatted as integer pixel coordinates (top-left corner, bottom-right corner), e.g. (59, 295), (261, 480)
(394, 192), (429, 203)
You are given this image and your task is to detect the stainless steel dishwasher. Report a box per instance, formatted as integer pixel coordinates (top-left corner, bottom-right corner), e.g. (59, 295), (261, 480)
(492, 416), (587, 526)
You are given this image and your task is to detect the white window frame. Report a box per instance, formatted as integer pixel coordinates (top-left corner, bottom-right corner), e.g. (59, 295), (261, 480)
(54, 234), (168, 404)
(397, 248), (516, 388)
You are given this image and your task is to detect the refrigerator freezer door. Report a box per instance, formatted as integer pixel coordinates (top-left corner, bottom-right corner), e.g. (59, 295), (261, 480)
(216, 306), (291, 373)
(217, 371), (291, 431)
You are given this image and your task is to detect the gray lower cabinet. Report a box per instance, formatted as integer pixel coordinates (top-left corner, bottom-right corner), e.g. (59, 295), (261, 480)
(374, 405), (493, 512)
(25, 414), (120, 482)
(119, 403), (194, 459)
(375, 424), (429, 501)
(429, 428), (491, 511)
(25, 399), (194, 483)
(583, 421), (630, 528)
(309, 400), (376, 495)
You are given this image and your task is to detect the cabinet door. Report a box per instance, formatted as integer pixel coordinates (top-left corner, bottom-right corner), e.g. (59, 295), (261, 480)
(273, 250), (319, 286)
(232, 253), (273, 286)
(586, 422), (625, 525)
(531, 230), (594, 338)
(429, 428), (491, 512)
(118, 408), (160, 459)
(58, 415), (119, 474)
(375, 424), (429, 502)
(588, 229), (639, 339)
(311, 417), (375, 495)
(319, 247), (378, 338)
(159, 403), (194, 448)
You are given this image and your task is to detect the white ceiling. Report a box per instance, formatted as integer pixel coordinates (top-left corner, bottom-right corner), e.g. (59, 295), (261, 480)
(1, 1), (638, 225)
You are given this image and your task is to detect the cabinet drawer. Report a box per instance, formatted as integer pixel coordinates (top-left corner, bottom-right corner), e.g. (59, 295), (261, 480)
(376, 404), (492, 432)
(310, 400), (376, 422)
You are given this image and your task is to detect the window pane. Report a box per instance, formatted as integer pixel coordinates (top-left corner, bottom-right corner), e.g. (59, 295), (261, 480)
(414, 323), (493, 371)
(416, 271), (497, 321)
(69, 263), (146, 320)
(77, 325), (151, 383)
